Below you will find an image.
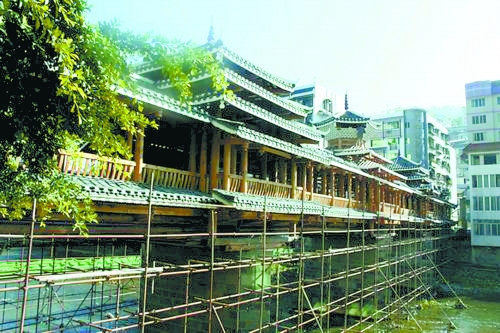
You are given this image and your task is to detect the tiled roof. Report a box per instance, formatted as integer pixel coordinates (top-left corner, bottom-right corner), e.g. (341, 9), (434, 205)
(335, 145), (371, 157)
(71, 176), (218, 208)
(191, 93), (321, 141)
(463, 142), (500, 154)
(356, 159), (407, 180)
(389, 156), (422, 171)
(212, 189), (376, 220)
(220, 47), (295, 92)
(335, 110), (370, 123)
(116, 86), (211, 123)
(314, 110), (370, 126)
(224, 69), (309, 118)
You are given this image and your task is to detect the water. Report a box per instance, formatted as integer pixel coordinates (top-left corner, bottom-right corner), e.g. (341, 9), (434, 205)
(367, 296), (500, 333)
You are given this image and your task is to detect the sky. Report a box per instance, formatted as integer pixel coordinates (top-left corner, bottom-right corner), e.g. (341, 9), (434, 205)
(85, 0), (500, 115)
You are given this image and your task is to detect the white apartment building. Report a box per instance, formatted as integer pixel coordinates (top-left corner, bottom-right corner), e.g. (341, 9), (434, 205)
(465, 80), (500, 258)
(370, 109), (457, 206)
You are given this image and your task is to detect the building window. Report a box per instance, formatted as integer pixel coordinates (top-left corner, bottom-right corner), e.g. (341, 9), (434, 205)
(484, 154), (497, 165)
(472, 175), (481, 187)
(471, 98), (485, 107)
(485, 197), (491, 211)
(322, 99), (333, 113)
(484, 175), (490, 187)
(473, 196), (484, 211)
(493, 224), (498, 236)
(405, 122), (410, 128)
(491, 196), (498, 211)
(472, 115), (487, 124)
(473, 132), (484, 142)
(471, 155), (480, 165)
(491, 175), (497, 187)
(497, 96), (500, 105)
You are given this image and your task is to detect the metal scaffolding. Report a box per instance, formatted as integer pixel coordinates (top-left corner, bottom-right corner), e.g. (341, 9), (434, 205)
(0, 194), (464, 333)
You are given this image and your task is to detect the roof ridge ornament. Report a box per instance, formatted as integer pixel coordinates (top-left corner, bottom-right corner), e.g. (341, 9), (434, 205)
(345, 92), (348, 111)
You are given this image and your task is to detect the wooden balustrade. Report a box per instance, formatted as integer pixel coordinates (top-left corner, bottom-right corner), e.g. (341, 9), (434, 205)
(57, 151), (135, 181)
(246, 177), (292, 198)
(58, 151), (419, 218)
(142, 164), (200, 190)
(228, 175), (242, 192)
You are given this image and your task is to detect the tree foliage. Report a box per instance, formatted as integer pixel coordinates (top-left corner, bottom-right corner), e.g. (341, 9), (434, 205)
(0, 0), (226, 233)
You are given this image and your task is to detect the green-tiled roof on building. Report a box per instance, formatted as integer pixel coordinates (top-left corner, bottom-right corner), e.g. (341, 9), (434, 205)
(212, 189), (376, 220)
(71, 176), (218, 208)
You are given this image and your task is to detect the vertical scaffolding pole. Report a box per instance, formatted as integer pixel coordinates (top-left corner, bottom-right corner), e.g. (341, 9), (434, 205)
(237, 249), (242, 332)
(140, 172), (154, 333)
(259, 196), (267, 332)
(19, 198), (37, 333)
(320, 207), (326, 329)
(343, 175), (352, 330)
(297, 190), (305, 332)
(208, 209), (216, 333)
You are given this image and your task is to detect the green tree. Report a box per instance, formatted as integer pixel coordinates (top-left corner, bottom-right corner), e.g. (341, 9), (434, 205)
(0, 0), (226, 233)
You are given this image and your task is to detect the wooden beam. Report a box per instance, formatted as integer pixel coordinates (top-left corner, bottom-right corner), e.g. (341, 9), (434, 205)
(222, 137), (247, 145)
(95, 204), (203, 217)
(259, 146), (292, 159)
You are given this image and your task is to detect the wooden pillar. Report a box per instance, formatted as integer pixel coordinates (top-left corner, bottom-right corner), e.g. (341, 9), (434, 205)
(291, 158), (297, 199)
(199, 128), (208, 192)
(347, 173), (353, 202)
(279, 159), (286, 183)
(374, 180), (380, 212)
(240, 143), (249, 193)
(133, 127), (144, 182)
(330, 169), (336, 206)
(223, 142), (231, 191)
(321, 169), (327, 195)
(380, 185), (385, 211)
(210, 129), (220, 190)
(360, 179), (366, 210)
(189, 128), (197, 173)
(394, 191), (399, 213)
(261, 153), (268, 180)
(127, 131), (133, 155)
(308, 162), (314, 201)
(339, 172), (345, 198)
(230, 146), (237, 174)
(301, 163), (307, 200)
(274, 159), (279, 182)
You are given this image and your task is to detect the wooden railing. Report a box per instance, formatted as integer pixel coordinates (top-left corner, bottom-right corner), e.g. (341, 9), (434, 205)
(57, 151), (135, 181)
(57, 152), (419, 217)
(250, 178), (291, 198)
(142, 164), (200, 190)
